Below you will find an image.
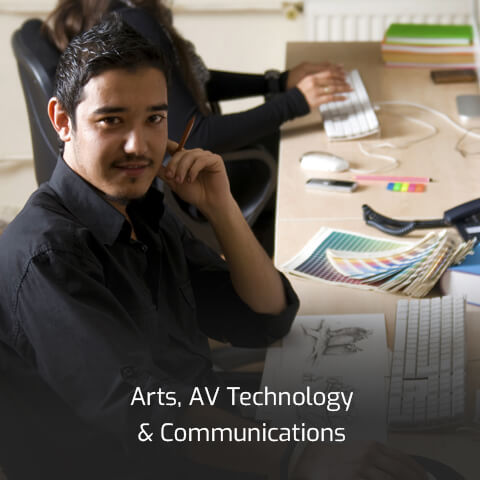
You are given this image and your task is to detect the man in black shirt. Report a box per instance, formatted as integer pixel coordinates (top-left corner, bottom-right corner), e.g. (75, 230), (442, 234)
(0, 14), (429, 480)
(0, 13), (297, 479)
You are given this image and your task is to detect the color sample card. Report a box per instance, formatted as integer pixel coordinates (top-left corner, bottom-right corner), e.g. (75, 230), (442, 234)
(326, 232), (440, 280)
(281, 227), (475, 297)
(281, 228), (408, 288)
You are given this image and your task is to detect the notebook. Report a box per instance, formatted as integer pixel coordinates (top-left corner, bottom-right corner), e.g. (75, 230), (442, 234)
(385, 23), (473, 46)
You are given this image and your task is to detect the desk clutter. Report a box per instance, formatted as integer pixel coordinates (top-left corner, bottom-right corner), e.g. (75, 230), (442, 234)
(281, 227), (475, 298)
(381, 23), (475, 69)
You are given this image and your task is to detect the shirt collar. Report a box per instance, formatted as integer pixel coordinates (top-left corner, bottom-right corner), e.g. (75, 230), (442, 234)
(48, 157), (165, 245)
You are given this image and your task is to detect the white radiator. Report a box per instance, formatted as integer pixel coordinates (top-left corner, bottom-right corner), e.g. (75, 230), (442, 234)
(304, 0), (472, 41)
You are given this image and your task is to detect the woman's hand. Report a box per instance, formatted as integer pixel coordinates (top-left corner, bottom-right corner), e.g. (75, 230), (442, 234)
(286, 61), (342, 89)
(287, 61), (352, 109)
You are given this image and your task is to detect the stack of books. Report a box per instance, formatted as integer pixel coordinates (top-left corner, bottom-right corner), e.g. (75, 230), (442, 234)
(381, 23), (475, 69)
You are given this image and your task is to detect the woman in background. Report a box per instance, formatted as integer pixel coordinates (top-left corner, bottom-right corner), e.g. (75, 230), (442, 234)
(44, 0), (351, 155)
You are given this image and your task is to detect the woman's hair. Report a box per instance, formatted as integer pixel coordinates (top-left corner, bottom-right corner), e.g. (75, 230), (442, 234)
(44, 0), (208, 112)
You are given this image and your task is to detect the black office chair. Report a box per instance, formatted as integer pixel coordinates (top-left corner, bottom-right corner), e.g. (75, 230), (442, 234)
(11, 19), (60, 186)
(12, 19), (277, 252)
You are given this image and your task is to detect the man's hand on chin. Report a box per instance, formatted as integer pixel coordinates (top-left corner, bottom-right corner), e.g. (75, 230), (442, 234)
(158, 139), (232, 221)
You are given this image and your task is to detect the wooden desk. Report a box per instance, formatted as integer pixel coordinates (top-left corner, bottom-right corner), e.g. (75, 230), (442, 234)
(275, 42), (480, 479)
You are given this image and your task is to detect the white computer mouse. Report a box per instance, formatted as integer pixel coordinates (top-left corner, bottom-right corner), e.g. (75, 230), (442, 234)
(300, 151), (350, 172)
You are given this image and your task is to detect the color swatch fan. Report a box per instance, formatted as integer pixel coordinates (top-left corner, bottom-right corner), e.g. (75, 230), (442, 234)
(281, 228), (475, 297)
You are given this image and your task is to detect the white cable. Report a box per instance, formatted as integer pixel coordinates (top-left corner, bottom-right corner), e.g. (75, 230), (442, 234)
(376, 108), (439, 148)
(376, 99), (480, 138)
(351, 101), (440, 174)
(351, 143), (399, 174)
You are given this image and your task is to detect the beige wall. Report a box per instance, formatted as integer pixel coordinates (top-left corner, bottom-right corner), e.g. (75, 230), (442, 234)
(0, 0), (305, 208)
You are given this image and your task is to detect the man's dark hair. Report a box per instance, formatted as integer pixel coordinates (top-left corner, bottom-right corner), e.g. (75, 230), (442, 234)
(53, 12), (170, 126)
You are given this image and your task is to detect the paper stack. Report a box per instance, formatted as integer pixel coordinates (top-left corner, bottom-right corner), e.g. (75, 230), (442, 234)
(381, 23), (475, 69)
(281, 227), (475, 297)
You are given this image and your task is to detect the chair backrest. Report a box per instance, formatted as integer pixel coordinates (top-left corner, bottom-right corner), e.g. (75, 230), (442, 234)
(11, 19), (61, 185)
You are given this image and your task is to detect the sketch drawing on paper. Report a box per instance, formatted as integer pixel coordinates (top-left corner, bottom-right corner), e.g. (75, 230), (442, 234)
(302, 319), (373, 365)
(298, 375), (356, 428)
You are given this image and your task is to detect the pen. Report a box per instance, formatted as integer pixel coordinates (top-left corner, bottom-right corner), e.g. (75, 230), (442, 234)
(174, 115), (195, 154)
(354, 174), (431, 183)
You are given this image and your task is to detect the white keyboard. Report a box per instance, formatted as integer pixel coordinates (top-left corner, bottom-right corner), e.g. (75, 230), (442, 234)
(319, 69), (380, 141)
(388, 296), (466, 431)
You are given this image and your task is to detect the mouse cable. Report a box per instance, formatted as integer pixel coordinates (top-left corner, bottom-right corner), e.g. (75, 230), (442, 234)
(351, 101), (439, 174)
(350, 142), (399, 174)
(376, 99), (480, 138)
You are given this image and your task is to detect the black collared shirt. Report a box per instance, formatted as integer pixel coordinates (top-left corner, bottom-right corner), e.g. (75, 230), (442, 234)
(0, 158), (298, 479)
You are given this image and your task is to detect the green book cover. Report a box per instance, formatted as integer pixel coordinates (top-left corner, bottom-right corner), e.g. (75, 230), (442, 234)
(385, 23), (472, 45)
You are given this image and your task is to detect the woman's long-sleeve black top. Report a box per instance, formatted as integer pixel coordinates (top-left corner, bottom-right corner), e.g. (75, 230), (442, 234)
(119, 7), (310, 153)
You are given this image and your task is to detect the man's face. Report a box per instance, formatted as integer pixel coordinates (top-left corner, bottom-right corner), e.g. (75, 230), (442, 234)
(60, 66), (168, 207)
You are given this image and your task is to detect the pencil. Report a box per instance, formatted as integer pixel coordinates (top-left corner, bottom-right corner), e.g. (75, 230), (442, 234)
(174, 115), (195, 154)
(354, 174), (431, 183)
